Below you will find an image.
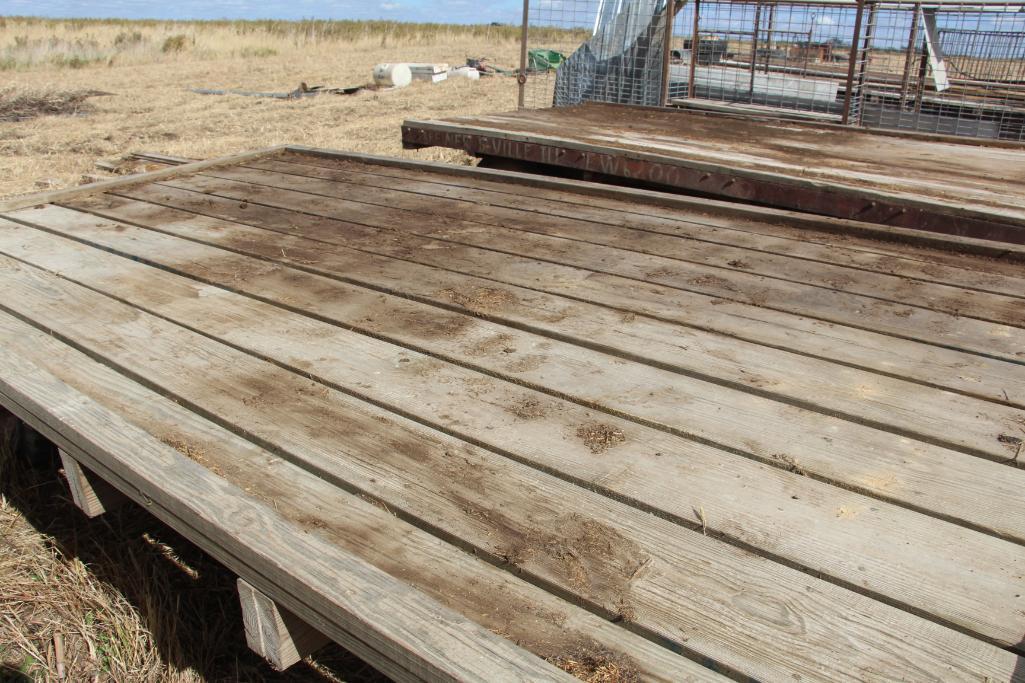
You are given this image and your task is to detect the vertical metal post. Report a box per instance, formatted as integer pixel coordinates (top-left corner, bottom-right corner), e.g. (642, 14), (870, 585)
(841, 0), (867, 125)
(765, 4), (775, 74)
(688, 0), (700, 98)
(852, 2), (877, 125)
(518, 0), (530, 109)
(660, 0), (676, 106)
(749, 1), (762, 99)
(899, 3), (921, 110)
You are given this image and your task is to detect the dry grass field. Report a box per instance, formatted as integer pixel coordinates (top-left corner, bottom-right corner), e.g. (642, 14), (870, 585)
(0, 16), (578, 200)
(0, 16), (587, 683)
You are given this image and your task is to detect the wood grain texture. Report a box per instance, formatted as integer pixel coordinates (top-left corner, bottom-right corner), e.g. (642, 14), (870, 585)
(58, 448), (126, 517)
(119, 174), (1025, 367)
(0, 243), (1022, 681)
(400, 108), (1025, 230)
(0, 146), (286, 213)
(287, 145), (1025, 263)
(68, 191), (1025, 411)
(39, 197), (1025, 467)
(268, 152), (1025, 298)
(0, 312), (717, 683)
(0, 353), (574, 682)
(155, 170), (1025, 353)
(237, 157), (1025, 323)
(4, 215), (1025, 650)
(238, 579), (330, 671)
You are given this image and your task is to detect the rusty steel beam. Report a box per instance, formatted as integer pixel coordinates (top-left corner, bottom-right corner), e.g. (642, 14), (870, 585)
(400, 123), (1025, 244)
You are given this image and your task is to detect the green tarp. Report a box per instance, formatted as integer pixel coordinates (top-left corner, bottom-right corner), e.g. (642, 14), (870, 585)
(528, 49), (565, 72)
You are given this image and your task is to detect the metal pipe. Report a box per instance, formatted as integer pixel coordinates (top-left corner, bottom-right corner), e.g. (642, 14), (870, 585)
(688, 0), (700, 98)
(841, 0), (867, 124)
(853, 1), (878, 125)
(749, 1), (762, 99)
(764, 4), (775, 74)
(518, 0), (530, 109)
(899, 3), (922, 109)
(660, 0), (677, 106)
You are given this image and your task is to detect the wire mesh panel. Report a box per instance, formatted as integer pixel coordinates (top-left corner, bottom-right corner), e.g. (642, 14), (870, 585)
(520, 0), (1025, 140)
(858, 2), (1025, 140)
(669, 1), (865, 119)
(523, 0), (671, 109)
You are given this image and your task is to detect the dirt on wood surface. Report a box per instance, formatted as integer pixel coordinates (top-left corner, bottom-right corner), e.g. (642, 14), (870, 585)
(509, 397), (547, 420)
(0, 88), (109, 122)
(547, 641), (641, 683)
(445, 103), (1025, 214)
(441, 286), (517, 314)
(576, 422), (626, 454)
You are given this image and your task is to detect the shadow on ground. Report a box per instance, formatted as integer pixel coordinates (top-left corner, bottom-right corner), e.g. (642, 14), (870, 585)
(0, 408), (389, 682)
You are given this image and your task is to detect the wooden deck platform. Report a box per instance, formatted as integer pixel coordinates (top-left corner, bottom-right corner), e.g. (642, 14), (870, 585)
(401, 103), (1025, 244)
(1, 146), (1024, 681)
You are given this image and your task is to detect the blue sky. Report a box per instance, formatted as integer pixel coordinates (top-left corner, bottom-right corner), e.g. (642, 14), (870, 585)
(0, 0), (525, 23)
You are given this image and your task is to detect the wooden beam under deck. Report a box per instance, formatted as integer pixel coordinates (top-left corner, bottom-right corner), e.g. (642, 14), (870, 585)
(1, 147), (1024, 681)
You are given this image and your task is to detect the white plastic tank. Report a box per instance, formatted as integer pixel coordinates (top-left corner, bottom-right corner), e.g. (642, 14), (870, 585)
(373, 63), (412, 88)
(448, 66), (481, 81)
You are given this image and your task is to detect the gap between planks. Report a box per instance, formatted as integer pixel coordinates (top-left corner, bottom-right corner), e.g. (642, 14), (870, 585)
(1, 313), (716, 682)
(9, 206), (1025, 532)
(249, 154), (1025, 306)
(2, 219), (1025, 656)
(142, 172), (1025, 362)
(0, 262), (1021, 680)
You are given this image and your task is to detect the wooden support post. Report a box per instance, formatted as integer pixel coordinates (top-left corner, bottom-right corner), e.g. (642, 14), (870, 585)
(58, 448), (126, 517)
(238, 578), (330, 671)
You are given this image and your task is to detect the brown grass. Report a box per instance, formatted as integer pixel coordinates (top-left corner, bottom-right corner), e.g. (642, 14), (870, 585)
(0, 16), (573, 199)
(0, 413), (387, 682)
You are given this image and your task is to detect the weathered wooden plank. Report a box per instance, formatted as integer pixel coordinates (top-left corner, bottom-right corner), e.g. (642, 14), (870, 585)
(33, 203), (1025, 491)
(0, 146), (286, 214)
(150, 172), (1025, 360)
(58, 448), (127, 517)
(0, 352), (574, 683)
(0, 313), (716, 683)
(399, 109), (1025, 242)
(62, 194), (1025, 413)
(286, 146), (1025, 266)
(22, 199), (1025, 448)
(6, 215), (1025, 651)
(9, 208), (1025, 533)
(246, 156), (1025, 310)
(238, 578), (330, 670)
(269, 151), (1025, 296)
(0, 254), (1020, 681)
(139, 147), (1025, 276)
